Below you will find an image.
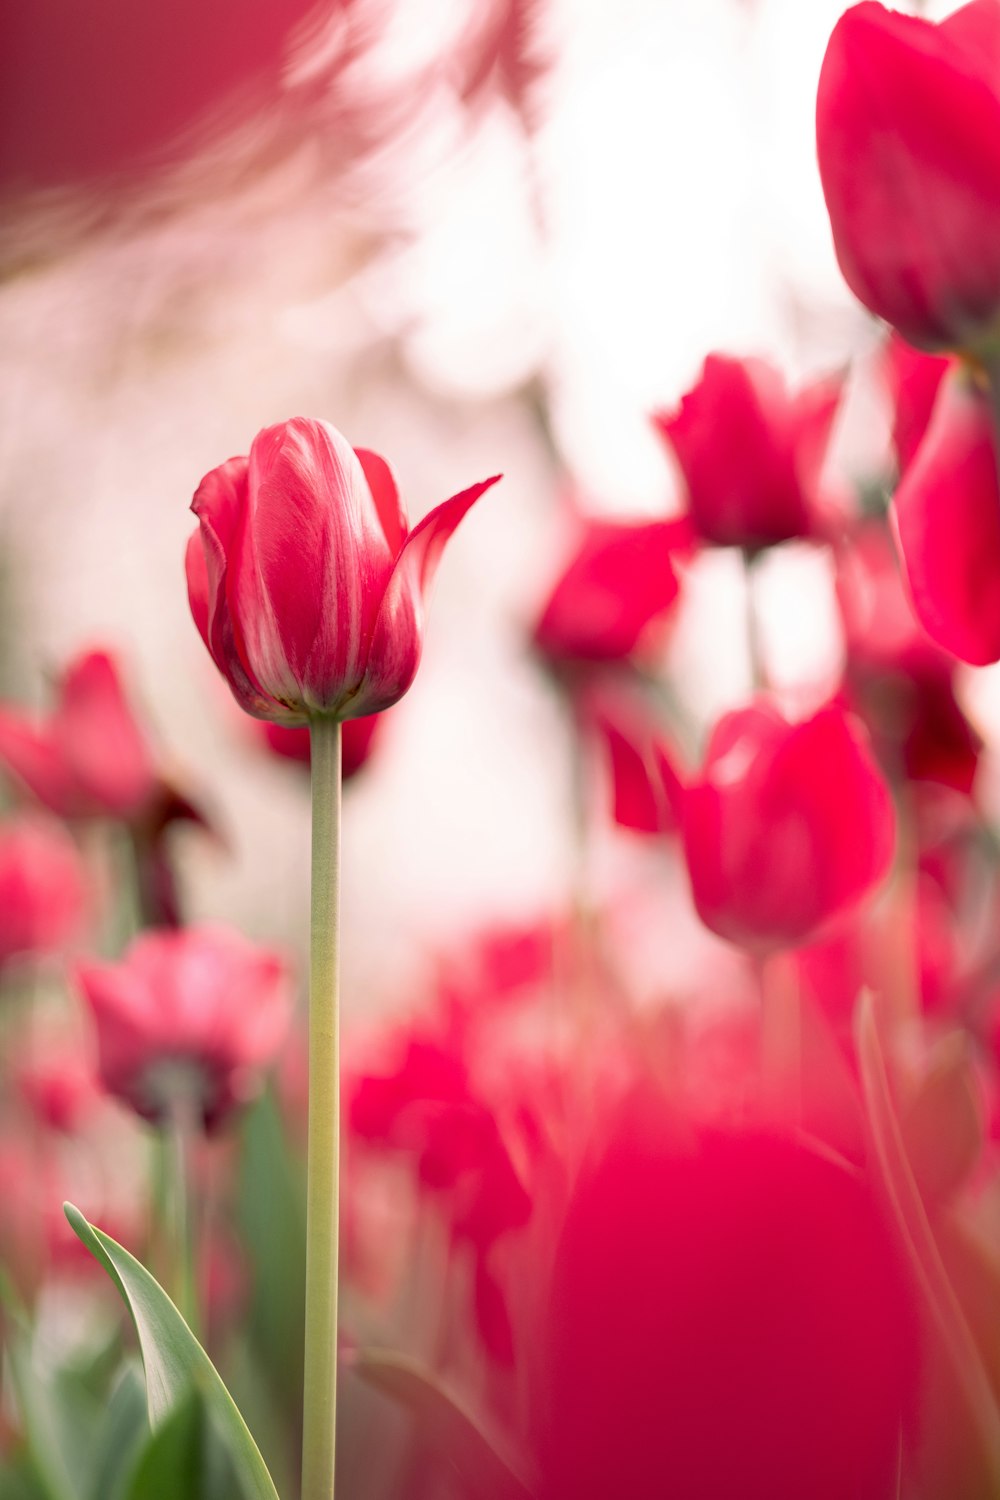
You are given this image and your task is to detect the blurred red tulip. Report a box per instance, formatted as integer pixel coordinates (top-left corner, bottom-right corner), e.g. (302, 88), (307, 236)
(538, 1102), (917, 1500)
(683, 702), (895, 950)
(259, 713), (383, 778)
(0, 816), (88, 966)
(893, 367), (1000, 665)
(575, 681), (684, 834)
(0, 649), (159, 820)
(881, 333), (951, 474)
(186, 418), (500, 723)
(836, 522), (982, 795)
(817, 0), (1000, 353)
(14, 1047), (100, 1134)
(75, 925), (293, 1129)
(532, 516), (686, 667)
(654, 354), (842, 549)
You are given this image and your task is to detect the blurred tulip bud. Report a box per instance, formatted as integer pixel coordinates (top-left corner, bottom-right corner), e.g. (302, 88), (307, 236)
(186, 418), (500, 723)
(75, 925), (293, 1129)
(893, 367), (1000, 666)
(0, 649), (160, 820)
(532, 515), (687, 667)
(0, 815), (88, 966)
(817, 1), (1000, 353)
(682, 702), (895, 950)
(654, 354), (842, 549)
(574, 680), (684, 835)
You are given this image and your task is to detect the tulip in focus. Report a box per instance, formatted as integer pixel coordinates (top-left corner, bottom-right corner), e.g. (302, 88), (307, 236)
(893, 366), (1000, 666)
(653, 354), (842, 550)
(186, 417), (500, 723)
(532, 514), (687, 667)
(75, 925), (293, 1129)
(817, 0), (1000, 354)
(0, 816), (88, 966)
(682, 702), (895, 950)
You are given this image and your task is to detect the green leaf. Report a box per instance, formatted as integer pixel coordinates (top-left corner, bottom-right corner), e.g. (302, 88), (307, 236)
(123, 1387), (241, 1500)
(353, 1349), (538, 1500)
(63, 1205), (280, 1500)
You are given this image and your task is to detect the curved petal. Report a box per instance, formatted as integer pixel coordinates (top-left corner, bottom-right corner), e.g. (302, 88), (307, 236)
(817, 3), (1000, 351)
(0, 712), (78, 816)
(893, 370), (1000, 665)
(55, 651), (156, 818)
(347, 475), (501, 716)
(355, 447), (407, 559)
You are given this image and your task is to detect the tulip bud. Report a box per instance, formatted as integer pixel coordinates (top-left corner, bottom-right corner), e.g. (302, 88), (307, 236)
(654, 354), (842, 550)
(186, 418), (500, 724)
(817, 1), (1000, 354)
(75, 925), (293, 1129)
(0, 815), (88, 966)
(682, 702), (895, 950)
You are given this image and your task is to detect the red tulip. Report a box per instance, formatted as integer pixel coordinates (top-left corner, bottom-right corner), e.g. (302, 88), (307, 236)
(881, 333), (951, 474)
(682, 702), (895, 950)
(539, 1103), (917, 1500)
(186, 418), (500, 723)
(259, 712), (383, 778)
(893, 366), (1000, 665)
(574, 681), (684, 834)
(653, 354), (842, 549)
(75, 925), (293, 1129)
(0, 649), (159, 820)
(0, 816), (88, 966)
(532, 515), (687, 667)
(817, 1), (1000, 353)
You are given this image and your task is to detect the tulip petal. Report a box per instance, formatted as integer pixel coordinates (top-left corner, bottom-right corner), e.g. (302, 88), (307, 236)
(0, 712), (78, 816)
(355, 447), (407, 559)
(349, 475), (501, 716)
(54, 651), (156, 818)
(893, 371), (1000, 666)
(817, 3), (1000, 350)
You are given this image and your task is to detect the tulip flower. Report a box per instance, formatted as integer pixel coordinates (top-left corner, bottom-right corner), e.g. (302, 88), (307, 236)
(893, 366), (1000, 666)
(573, 680), (684, 834)
(532, 515), (687, 667)
(539, 1103), (917, 1500)
(0, 648), (159, 820)
(75, 925), (292, 1130)
(817, 1), (1000, 354)
(682, 702), (895, 950)
(653, 354), (842, 550)
(881, 333), (951, 474)
(186, 418), (500, 724)
(0, 815), (88, 967)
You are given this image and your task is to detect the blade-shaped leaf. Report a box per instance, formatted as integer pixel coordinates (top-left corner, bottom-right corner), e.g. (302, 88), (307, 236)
(123, 1387), (241, 1500)
(63, 1204), (279, 1500)
(353, 1348), (537, 1500)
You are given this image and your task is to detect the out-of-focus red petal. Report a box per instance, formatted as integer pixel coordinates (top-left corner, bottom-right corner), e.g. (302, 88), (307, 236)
(893, 369), (1000, 666)
(54, 650), (156, 818)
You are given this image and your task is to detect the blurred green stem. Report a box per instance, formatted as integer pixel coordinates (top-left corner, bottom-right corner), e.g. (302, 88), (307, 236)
(742, 549), (767, 694)
(302, 717), (342, 1500)
(166, 1093), (199, 1337)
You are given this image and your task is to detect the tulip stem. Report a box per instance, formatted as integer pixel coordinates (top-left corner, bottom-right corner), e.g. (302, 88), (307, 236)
(742, 550), (767, 693)
(302, 717), (342, 1500)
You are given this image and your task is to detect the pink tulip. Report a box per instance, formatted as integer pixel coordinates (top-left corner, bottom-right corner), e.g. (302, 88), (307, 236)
(654, 354), (842, 549)
(0, 815), (88, 966)
(186, 418), (500, 723)
(682, 702), (895, 950)
(893, 366), (1000, 666)
(0, 649), (159, 820)
(75, 925), (293, 1128)
(817, 1), (1000, 353)
(532, 516), (687, 667)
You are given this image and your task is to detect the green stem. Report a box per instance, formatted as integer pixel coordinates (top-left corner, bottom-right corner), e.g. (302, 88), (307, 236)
(301, 718), (342, 1500)
(742, 549), (767, 694)
(166, 1096), (199, 1337)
